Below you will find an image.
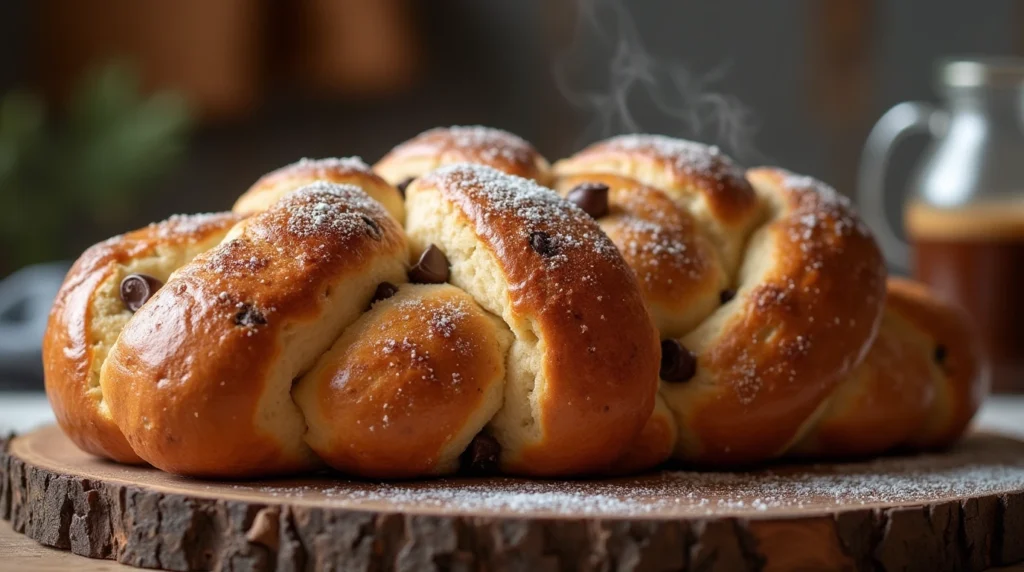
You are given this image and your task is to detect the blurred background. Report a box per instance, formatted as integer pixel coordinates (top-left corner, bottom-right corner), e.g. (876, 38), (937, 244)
(1, 0), (1022, 390)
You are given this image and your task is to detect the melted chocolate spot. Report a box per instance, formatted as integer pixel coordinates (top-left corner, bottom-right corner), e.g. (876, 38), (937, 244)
(719, 289), (736, 304)
(234, 304), (267, 327)
(119, 274), (163, 312)
(934, 344), (948, 366)
(371, 282), (399, 305)
(660, 339), (697, 382)
(529, 231), (557, 257)
(566, 182), (610, 219)
(460, 433), (501, 475)
(409, 244), (450, 284)
(396, 177), (415, 198)
(361, 214), (382, 240)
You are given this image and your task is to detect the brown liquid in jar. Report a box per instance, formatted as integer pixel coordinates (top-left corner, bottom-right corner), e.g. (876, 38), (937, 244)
(906, 201), (1024, 393)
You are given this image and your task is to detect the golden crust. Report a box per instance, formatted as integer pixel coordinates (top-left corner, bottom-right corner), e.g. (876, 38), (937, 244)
(409, 164), (660, 475)
(790, 293), (937, 458)
(101, 183), (408, 477)
(886, 277), (988, 449)
(234, 157), (405, 222)
(611, 394), (677, 474)
(554, 173), (728, 339)
(43, 213), (241, 464)
(663, 168), (887, 465)
(794, 277), (987, 457)
(374, 126), (552, 186)
(553, 135), (761, 271)
(45, 128), (987, 478)
(296, 284), (512, 478)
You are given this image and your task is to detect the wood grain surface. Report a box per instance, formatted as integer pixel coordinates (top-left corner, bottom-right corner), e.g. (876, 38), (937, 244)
(3, 425), (1024, 571)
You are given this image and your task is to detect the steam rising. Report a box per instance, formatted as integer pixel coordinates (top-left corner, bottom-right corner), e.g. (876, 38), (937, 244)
(553, 0), (761, 162)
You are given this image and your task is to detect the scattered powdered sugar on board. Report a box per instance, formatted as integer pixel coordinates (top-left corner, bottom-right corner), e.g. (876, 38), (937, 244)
(216, 435), (1024, 517)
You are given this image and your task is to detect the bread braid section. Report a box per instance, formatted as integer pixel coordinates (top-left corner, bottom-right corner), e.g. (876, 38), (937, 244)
(234, 157), (405, 223)
(94, 161), (658, 478)
(374, 125), (553, 188)
(555, 136), (945, 467)
(43, 213), (242, 463)
(294, 283), (513, 478)
(404, 164), (660, 475)
(100, 182), (408, 477)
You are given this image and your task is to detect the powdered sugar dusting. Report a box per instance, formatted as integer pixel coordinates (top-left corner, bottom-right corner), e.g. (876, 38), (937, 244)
(220, 435), (1024, 517)
(772, 171), (883, 333)
(150, 212), (238, 240)
(391, 296), (470, 341)
(782, 173), (871, 244)
(286, 156), (373, 174)
(283, 182), (388, 239)
(350, 291), (483, 392)
(417, 125), (537, 166)
(207, 239), (269, 278)
(600, 134), (747, 187)
(613, 218), (711, 287)
(425, 163), (621, 267)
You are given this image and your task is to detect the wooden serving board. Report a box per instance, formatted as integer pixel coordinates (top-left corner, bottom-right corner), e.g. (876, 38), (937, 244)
(2, 426), (1024, 572)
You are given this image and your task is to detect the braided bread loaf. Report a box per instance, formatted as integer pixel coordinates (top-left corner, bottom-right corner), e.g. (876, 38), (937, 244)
(43, 125), (986, 479)
(554, 134), (987, 466)
(47, 138), (658, 478)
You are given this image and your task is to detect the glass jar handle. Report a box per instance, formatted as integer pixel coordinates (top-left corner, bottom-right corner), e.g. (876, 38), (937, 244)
(856, 101), (947, 272)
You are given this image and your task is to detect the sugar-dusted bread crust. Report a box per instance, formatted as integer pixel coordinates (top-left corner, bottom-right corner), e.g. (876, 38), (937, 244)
(375, 126), (552, 186)
(101, 183), (408, 477)
(792, 277), (987, 457)
(233, 157), (405, 223)
(556, 134), (986, 466)
(553, 134), (762, 272)
(667, 168), (887, 464)
(788, 297), (938, 458)
(556, 137), (891, 467)
(45, 127), (989, 478)
(405, 163), (660, 475)
(554, 173), (728, 340)
(43, 212), (242, 463)
(295, 283), (512, 478)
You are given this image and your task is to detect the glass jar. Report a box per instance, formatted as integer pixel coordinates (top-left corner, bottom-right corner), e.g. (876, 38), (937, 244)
(858, 57), (1024, 393)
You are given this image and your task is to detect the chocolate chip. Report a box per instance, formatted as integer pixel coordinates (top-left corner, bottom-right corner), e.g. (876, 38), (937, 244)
(234, 304), (267, 327)
(934, 344), (947, 365)
(396, 177), (415, 198)
(460, 433), (501, 475)
(361, 214), (382, 240)
(566, 182), (610, 219)
(529, 231), (557, 257)
(408, 244), (449, 284)
(719, 289), (736, 304)
(119, 274), (163, 312)
(371, 282), (399, 305)
(660, 339), (697, 382)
